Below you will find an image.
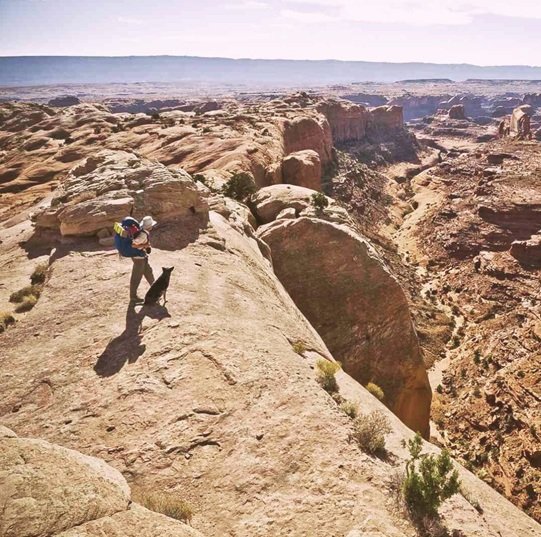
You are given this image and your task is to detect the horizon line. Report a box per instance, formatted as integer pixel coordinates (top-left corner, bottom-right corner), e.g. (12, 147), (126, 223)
(1, 54), (540, 69)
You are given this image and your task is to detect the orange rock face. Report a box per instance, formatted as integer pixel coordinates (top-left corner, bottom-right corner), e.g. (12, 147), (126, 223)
(281, 150), (322, 191)
(258, 216), (432, 437)
(316, 99), (368, 143)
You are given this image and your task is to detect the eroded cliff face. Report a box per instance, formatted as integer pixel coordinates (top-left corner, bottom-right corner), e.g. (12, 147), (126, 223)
(257, 215), (431, 437)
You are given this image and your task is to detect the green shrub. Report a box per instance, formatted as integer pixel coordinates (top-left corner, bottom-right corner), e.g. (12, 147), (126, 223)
(221, 171), (256, 201)
(402, 433), (460, 519)
(15, 294), (38, 313)
(436, 384), (443, 394)
(365, 382), (384, 401)
(352, 410), (391, 454)
(9, 284), (42, 303)
(292, 341), (307, 355)
(315, 359), (340, 394)
(310, 192), (329, 211)
(473, 350), (481, 365)
(136, 491), (193, 523)
(0, 312), (15, 333)
(340, 400), (358, 418)
(30, 262), (48, 285)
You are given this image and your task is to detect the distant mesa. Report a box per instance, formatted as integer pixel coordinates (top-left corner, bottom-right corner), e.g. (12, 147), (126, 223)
(396, 78), (454, 84)
(48, 95), (81, 107)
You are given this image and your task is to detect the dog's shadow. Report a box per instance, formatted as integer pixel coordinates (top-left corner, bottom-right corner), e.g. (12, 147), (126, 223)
(94, 303), (170, 377)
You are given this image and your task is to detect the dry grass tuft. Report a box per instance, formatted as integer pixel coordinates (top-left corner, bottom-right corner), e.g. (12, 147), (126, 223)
(30, 262), (49, 285)
(136, 490), (193, 524)
(0, 312), (15, 333)
(15, 295), (38, 313)
(340, 400), (358, 418)
(9, 284), (42, 304)
(352, 410), (391, 454)
(316, 359), (341, 394)
(365, 382), (385, 401)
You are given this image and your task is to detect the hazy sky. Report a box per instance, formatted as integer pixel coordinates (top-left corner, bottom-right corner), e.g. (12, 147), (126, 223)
(1, 0), (541, 65)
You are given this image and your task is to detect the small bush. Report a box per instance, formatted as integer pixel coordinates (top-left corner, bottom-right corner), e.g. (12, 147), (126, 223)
(31, 262), (48, 285)
(365, 382), (384, 401)
(292, 341), (307, 355)
(315, 359), (340, 394)
(0, 312), (15, 333)
(473, 350), (481, 365)
(340, 400), (358, 418)
(137, 491), (193, 523)
(221, 171), (256, 201)
(15, 294), (38, 313)
(311, 192), (329, 211)
(352, 410), (391, 454)
(9, 284), (42, 304)
(436, 384), (443, 394)
(402, 433), (460, 519)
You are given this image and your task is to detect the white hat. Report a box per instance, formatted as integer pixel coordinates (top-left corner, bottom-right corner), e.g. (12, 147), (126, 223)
(141, 215), (157, 230)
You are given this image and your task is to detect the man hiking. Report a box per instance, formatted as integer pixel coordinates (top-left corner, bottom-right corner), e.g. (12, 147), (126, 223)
(113, 215), (157, 304)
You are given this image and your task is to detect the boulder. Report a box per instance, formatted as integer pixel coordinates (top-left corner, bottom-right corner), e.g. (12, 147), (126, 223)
(281, 150), (322, 191)
(32, 150), (208, 237)
(250, 184), (314, 223)
(449, 104), (466, 120)
(510, 234), (541, 267)
(257, 217), (431, 436)
(0, 429), (130, 537)
(0, 429), (203, 537)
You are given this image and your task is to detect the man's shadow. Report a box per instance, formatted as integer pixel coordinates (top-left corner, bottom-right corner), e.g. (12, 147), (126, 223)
(94, 303), (170, 377)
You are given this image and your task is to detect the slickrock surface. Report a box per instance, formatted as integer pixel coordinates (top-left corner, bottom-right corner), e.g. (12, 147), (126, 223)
(1, 89), (541, 535)
(0, 427), (202, 537)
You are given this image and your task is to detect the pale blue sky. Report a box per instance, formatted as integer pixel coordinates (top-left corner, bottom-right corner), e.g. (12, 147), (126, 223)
(1, 0), (541, 65)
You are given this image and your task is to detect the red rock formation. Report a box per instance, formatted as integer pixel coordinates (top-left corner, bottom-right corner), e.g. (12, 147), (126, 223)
(316, 99), (367, 143)
(510, 234), (541, 266)
(282, 115), (333, 166)
(449, 104), (466, 120)
(366, 105), (404, 139)
(258, 216), (432, 437)
(281, 150), (322, 191)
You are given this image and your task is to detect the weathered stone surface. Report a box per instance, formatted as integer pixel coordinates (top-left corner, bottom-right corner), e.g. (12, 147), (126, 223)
(282, 115), (332, 165)
(449, 104), (466, 120)
(316, 99), (367, 143)
(257, 217), (432, 436)
(510, 234), (541, 266)
(0, 432), (130, 537)
(250, 184), (314, 223)
(32, 150), (208, 236)
(367, 105), (404, 139)
(281, 149), (322, 191)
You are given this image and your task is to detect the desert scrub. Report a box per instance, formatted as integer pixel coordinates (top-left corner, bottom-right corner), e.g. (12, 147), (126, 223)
(15, 295), (38, 313)
(0, 312), (15, 333)
(340, 400), (358, 418)
(30, 262), (49, 285)
(365, 382), (384, 401)
(136, 490), (193, 523)
(402, 433), (460, 519)
(221, 171), (256, 201)
(315, 359), (340, 394)
(9, 284), (42, 304)
(352, 410), (391, 454)
(310, 191), (329, 211)
(291, 341), (307, 355)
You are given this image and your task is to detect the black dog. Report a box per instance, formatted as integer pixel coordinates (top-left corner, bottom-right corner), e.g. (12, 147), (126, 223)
(144, 267), (174, 305)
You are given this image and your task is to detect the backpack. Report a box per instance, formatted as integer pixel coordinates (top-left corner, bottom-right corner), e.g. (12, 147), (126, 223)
(113, 217), (146, 258)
